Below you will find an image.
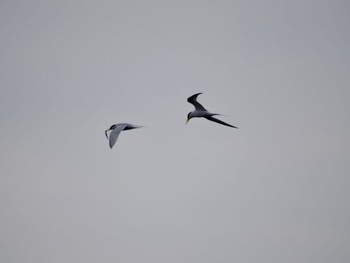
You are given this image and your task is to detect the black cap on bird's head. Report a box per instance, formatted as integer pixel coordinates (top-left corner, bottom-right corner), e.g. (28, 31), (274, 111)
(105, 124), (117, 139)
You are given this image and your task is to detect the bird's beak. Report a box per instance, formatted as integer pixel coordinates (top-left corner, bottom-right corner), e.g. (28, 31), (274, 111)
(105, 129), (110, 139)
(186, 118), (190, 125)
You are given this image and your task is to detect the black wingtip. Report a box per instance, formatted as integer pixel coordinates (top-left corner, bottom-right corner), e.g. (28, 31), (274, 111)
(187, 92), (203, 102)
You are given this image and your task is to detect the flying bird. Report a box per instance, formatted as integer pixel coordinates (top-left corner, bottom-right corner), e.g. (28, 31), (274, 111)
(186, 93), (238, 128)
(105, 123), (143, 149)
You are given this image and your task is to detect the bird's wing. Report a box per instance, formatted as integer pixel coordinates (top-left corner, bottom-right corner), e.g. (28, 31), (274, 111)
(205, 116), (238, 128)
(187, 93), (207, 111)
(109, 124), (128, 148)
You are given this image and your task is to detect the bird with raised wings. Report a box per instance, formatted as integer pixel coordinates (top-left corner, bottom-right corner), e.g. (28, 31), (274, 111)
(105, 123), (143, 149)
(186, 93), (238, 128)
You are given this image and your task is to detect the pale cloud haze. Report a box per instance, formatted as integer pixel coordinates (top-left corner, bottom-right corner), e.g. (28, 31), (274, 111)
(1, 1), (349, 262)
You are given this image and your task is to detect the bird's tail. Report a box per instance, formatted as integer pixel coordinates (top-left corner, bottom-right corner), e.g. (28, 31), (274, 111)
(213, 113), (231, 117)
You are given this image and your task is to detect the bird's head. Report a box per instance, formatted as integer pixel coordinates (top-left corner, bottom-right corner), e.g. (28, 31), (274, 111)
(105, 124), (116, 139)
(186, 112), (192, 124)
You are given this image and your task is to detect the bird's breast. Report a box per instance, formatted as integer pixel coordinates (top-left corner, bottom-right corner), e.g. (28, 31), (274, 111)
(191, 110), (211, 118)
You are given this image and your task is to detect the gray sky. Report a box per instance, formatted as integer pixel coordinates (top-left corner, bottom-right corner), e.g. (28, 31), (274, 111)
(1, 1), (349, 262)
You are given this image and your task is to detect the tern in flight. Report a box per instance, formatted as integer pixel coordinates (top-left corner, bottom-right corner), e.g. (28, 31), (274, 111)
(186, 93), (238, 128)
(105, 123), (143, 149)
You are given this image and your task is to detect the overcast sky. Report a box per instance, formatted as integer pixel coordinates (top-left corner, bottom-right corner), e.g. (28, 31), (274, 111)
(1, 1), (349, 262)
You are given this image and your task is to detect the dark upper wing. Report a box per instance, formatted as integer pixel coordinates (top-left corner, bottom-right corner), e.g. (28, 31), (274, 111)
(187, 93), (207, 111)
(205, 116), (238, 128)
